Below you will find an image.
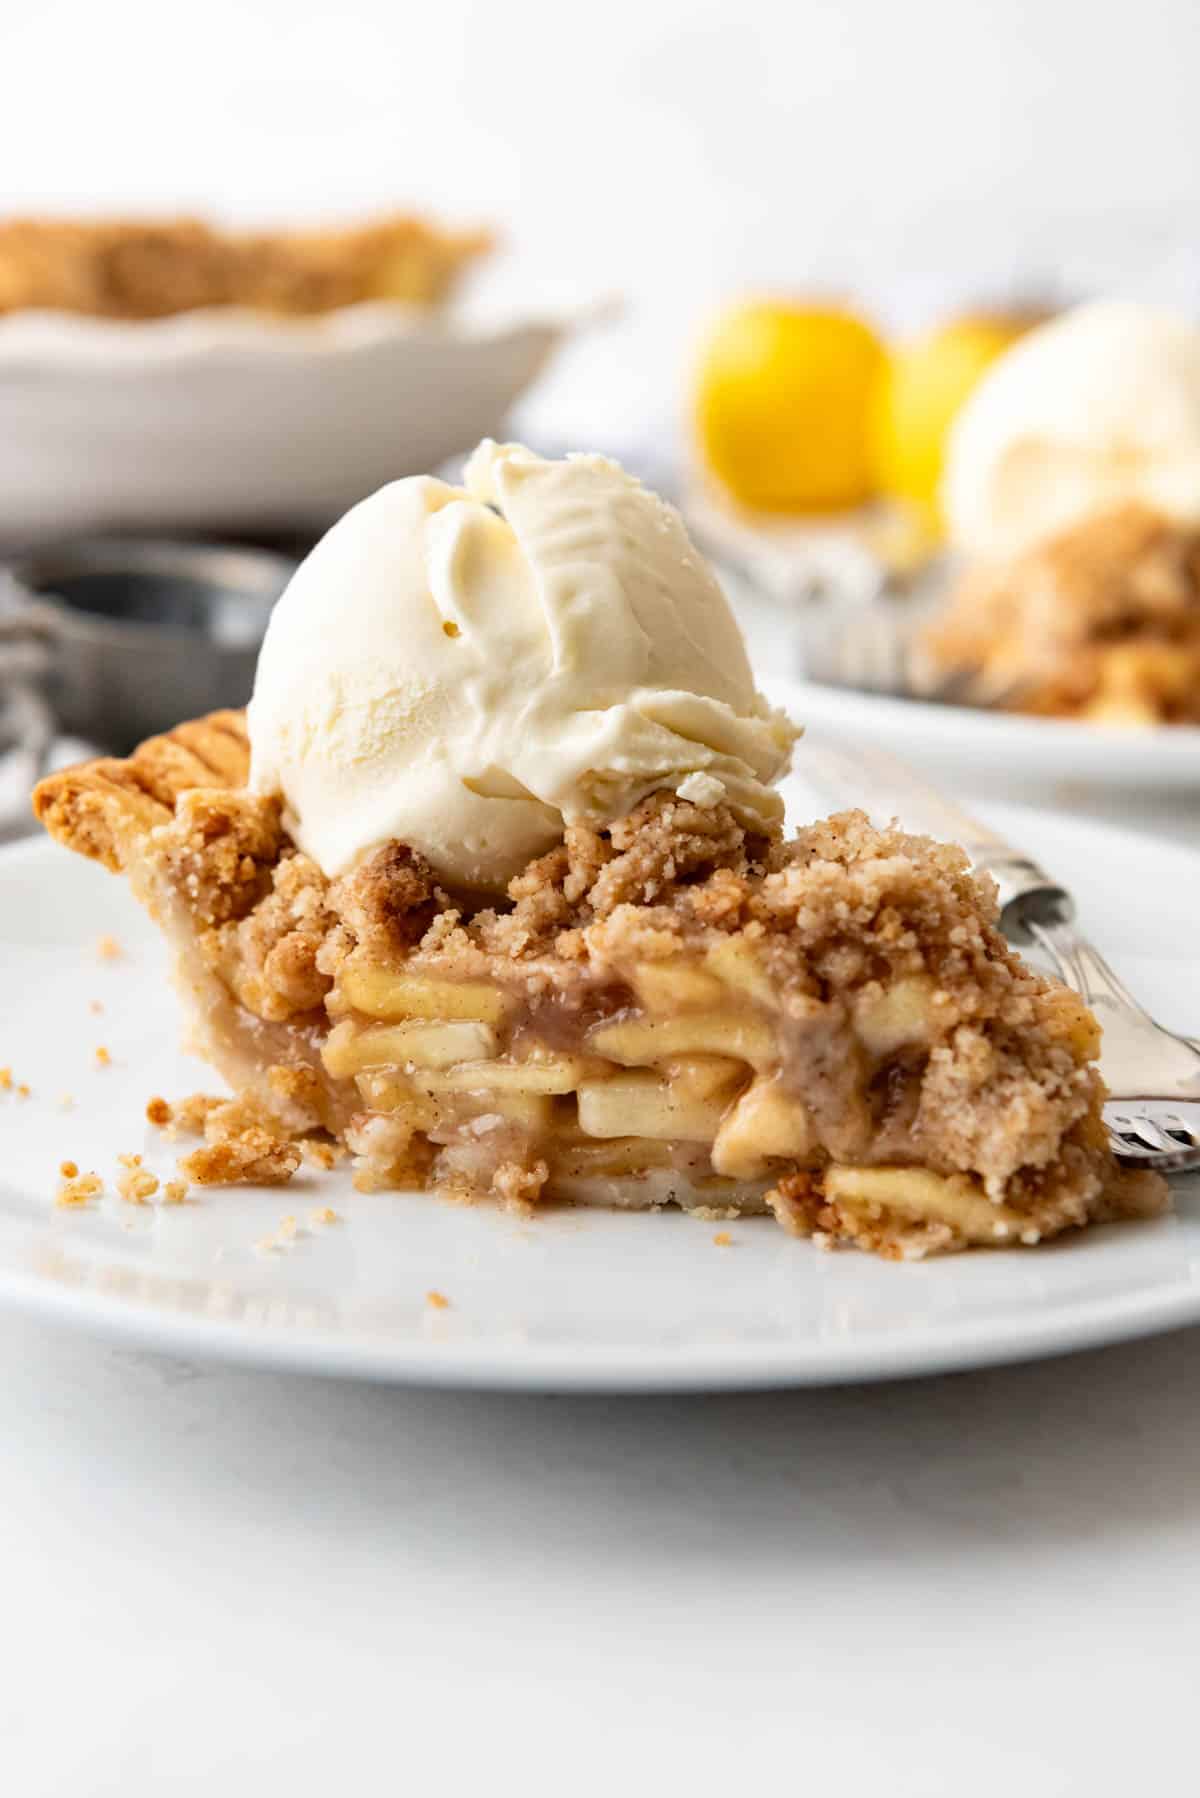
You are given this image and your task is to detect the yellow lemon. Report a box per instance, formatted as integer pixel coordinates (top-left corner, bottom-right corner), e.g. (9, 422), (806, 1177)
(872, 314), (1036, 523)
(694, 302), (885, 512)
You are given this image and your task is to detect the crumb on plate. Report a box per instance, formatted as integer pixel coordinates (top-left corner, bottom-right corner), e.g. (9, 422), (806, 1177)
(300, 1138), (341, 1170)
(57, 1171), (103, 1208)
(117, 1163), (159, 1205)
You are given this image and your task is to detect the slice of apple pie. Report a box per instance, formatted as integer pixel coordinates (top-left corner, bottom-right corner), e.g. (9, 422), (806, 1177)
(33, 711), (1164, 1259)
(925, 504), (1200, 725)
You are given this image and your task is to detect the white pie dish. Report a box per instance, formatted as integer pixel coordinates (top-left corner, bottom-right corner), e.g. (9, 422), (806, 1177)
(0, 299), (572, 542)
(0, 787), (1196, 1391)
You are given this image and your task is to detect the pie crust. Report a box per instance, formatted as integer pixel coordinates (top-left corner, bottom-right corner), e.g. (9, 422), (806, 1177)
(32, 711), (1166, 1259)
(0, 213), (491, 320)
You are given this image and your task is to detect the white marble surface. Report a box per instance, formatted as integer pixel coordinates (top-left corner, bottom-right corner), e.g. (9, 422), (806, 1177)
(3, 1308), (1198, 1794)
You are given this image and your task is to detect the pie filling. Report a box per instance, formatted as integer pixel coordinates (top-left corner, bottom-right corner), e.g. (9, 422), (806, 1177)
(321, 953), (1078, 1246)
(32, 712), (1166, 1260)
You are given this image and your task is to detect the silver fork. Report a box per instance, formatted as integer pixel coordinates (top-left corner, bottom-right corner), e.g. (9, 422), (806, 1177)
(801, 588), (1026, 710)
(702, 524), (1022, 708)
(801, 739), (1200, 1177)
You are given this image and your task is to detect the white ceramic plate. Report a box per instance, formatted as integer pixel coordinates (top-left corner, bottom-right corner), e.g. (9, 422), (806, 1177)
(705, 514), (1200, 795)
(759, 677), (1200, 793)
(1, 795), (1197, 1391)
(0, 300), (573, 541)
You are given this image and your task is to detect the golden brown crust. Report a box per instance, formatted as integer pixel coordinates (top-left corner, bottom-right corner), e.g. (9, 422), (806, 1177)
(0, 213), (492, 320)
(31, 709), (249, 872)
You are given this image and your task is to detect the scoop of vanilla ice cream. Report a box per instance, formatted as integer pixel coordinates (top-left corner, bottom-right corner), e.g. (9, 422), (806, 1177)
(248, 441), (795, 893)
(943, 301), (1200, 560)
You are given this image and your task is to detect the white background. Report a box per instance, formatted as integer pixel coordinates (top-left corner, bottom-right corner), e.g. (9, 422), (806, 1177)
(4, 0), (1199, 443)
(3, 7), (1200, 1792)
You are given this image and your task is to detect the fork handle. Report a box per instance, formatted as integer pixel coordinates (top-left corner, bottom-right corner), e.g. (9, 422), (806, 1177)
(1029, 916), (1200, 1098)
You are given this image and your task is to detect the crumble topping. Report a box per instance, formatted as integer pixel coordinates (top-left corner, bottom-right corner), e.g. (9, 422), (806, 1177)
(0, 213), (490, 319)
(161, 789), (284, 929)
(329, 844), (439, 963)
(209, 852), (338, 1023)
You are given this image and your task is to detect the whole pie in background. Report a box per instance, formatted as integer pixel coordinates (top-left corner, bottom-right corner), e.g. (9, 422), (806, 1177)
(0, 211), (491, 319)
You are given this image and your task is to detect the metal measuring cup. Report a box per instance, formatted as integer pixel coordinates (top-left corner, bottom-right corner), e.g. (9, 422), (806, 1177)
(0, 537), (297, 842)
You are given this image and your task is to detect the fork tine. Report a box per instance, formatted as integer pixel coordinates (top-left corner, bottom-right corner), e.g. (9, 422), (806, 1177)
(1105, 1129), (1160, 1159)
(802, 598), (1027, 709)
(1123, 1120), (1186, 1153)
(1104, 1104), (1200, 1173)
